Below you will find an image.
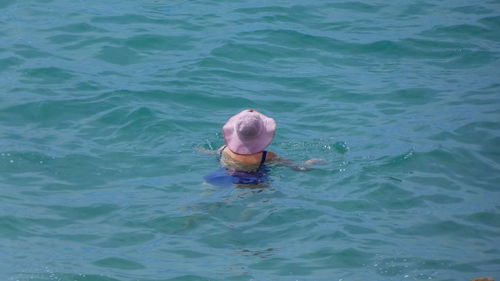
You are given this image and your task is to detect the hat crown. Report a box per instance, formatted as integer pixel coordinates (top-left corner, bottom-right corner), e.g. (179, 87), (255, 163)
(222, 109), (275, 155)
(236, 115), (262, 140)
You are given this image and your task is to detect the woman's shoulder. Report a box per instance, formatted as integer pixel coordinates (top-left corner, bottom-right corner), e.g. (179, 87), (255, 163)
(265, 151), (279, 161)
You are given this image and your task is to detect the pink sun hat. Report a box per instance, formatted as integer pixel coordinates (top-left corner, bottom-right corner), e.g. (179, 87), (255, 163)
(222, 109), (276, 155)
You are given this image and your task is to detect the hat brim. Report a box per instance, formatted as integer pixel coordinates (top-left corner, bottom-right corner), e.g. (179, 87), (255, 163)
(222, 111), (276, 155)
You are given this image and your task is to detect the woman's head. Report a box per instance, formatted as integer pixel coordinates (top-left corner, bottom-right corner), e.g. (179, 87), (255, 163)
(223, 109), (276, 155)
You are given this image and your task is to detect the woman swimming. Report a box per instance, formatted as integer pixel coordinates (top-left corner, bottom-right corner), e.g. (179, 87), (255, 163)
(203, 109), (323, 187)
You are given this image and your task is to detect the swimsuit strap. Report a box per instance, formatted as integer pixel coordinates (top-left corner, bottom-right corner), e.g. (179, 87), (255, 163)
(258, 151), (267, 168)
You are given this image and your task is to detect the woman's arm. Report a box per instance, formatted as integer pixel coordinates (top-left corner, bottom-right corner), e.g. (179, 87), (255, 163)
(198, 145), (225, 155)
(267, 151), (325, 171)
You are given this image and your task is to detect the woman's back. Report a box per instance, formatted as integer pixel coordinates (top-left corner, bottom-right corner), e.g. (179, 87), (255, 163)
(220, 147), (271, 172)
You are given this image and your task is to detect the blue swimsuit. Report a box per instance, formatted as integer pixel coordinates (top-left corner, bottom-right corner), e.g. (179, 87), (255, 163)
(204, 147), (269, 187)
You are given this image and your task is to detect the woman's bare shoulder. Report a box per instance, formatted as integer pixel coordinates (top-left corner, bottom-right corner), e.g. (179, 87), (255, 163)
(266, 151), (279, 160)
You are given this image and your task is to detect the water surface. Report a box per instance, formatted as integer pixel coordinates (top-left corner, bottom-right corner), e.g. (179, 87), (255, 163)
(1, 0), (500, 280)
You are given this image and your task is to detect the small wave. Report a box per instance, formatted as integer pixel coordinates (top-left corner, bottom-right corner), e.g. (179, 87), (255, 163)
(92, 257), (146, 270)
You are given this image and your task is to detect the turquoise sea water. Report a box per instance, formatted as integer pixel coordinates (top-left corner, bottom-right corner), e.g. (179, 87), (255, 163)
(1, 0), (500, 280)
